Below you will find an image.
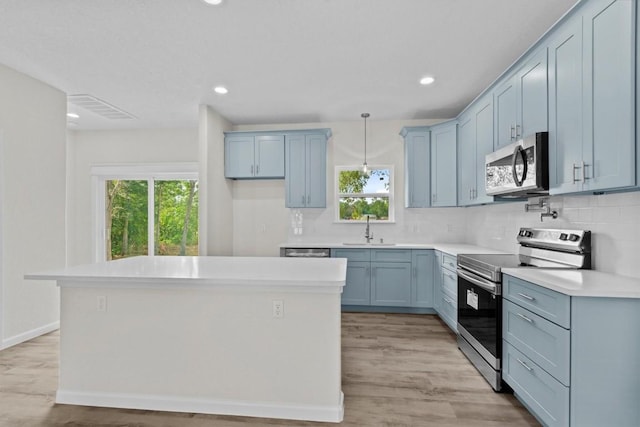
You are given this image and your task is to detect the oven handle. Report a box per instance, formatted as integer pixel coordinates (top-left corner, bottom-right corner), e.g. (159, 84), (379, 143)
(457, 268), (498, 295)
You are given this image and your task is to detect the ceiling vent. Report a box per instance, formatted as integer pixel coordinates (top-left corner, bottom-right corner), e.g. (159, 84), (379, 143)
(68, 94), (136, 120)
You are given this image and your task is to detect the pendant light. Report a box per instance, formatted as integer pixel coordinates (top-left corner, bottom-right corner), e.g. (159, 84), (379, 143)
(361, 113), (370, 175)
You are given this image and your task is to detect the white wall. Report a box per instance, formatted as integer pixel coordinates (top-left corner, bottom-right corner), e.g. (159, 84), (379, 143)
(231, 119), (468, 256)
(0, 63), (66, 348)
(67, 128), (198, 266)
(199, 106), (233, 256)
(466, 191), (640, 279)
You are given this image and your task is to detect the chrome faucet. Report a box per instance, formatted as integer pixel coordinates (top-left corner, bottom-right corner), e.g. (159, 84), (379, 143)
(364, 215), (374, 243)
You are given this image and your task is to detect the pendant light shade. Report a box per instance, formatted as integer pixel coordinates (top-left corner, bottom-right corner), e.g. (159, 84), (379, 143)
(361, 113), (370, 175)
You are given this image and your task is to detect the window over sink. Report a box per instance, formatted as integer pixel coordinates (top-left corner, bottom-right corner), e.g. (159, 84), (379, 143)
(335, 166), (394, 222)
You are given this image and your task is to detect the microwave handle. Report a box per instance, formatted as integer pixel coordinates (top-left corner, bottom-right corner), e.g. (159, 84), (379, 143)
(511, 145), (528, 187)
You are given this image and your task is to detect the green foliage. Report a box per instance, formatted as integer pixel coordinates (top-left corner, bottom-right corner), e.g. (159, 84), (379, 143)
(108, 179), (198, 259)
(339, 197), (389, 220)
(338, 168), (390, 221)
(338, 170), (368, 193)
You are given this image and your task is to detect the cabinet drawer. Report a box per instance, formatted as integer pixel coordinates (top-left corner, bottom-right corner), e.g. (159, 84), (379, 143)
(332, 249), (370, 263)
(371, 249), (412, 263)
(503, 300), (570, 385)
(442, 269), (457, 299)
(440, 292), (457, 332)
(503, 341), (569, 427)
(503, 275), (570, 328)
(441, 253), (457, 271)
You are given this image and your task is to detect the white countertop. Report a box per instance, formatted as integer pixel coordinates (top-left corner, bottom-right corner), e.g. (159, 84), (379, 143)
(280, 242), (508, 256)
(502, 268), (640, 298)
(26, 256), (347, 289)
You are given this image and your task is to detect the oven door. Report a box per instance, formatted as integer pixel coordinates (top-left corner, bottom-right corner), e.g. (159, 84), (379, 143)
(457, 268), (501, 369)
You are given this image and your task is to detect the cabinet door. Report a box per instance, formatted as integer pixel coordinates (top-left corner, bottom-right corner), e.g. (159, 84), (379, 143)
(431, 124), (457, 207)
(518, 48), (548, 138)
(225, 135), (255, 178)
(457, 113), (475, 206)
(411, 250), (434, 308)
(433, 252), (443, 314)
(474, 97), (494, 205)
(404, 131), (431, 208)
(548, 16), (584, 194)
(494, 76), (518, 149)
(370, 262), (412, 306)
(305, 134), (327, 208)
(255, 135), (285, 178)
(582, 0), (635, 191)
(341, 261), (370, 306)
(285, 135), (307, 207)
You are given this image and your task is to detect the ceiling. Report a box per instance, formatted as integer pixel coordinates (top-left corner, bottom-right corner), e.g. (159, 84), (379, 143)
(0, 0), (578, 130)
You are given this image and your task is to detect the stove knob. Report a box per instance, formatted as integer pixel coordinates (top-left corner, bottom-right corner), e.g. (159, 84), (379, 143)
(526, 231), (534, 238)
(569, 234), (580, 242)
(559, 233), (568, 241)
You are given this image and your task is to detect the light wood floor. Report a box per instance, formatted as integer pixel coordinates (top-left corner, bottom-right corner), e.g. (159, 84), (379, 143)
(0, 313), (539, 426)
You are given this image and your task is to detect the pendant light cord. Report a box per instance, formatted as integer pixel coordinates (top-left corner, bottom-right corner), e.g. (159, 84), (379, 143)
(361, 113), (370, 168)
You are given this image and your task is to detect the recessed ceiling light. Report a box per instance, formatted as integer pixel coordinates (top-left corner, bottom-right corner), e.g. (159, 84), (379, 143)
(202, 0), (223, 5)
(420, 76), (435, 85)
(67, 112), (80, 119)
(214, 86), (228, 94)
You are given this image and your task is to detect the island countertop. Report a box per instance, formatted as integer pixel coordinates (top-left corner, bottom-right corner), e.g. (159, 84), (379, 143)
(26, 256), (347, 290)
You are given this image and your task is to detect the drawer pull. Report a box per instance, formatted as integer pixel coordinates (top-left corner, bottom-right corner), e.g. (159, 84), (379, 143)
(517, 358), (533, 372)
(518, 292), (535, 301)
(447, 262), (455, 268)
(443, 296), (453, 305)
(445, 273), (456, 280)
(516, 313), (534, 323)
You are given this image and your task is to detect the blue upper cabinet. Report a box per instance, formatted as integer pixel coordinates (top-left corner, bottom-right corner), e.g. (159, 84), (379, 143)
(494, 76), (518, 149)
(430, 121), (457, 207)
(457, 112), (476, 206)
(474, 96), (495, 205)
(225, 133), (285, 179)
(458, 95), (494, 206)
(550, 0), (636, 194)
(285, 129), (330, 208)
(494, 48), (548, 150)
(401, 127), (431, 208)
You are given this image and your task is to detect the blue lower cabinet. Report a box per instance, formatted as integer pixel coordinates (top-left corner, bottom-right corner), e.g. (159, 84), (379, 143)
(411, 250), (434, 308)
(370, 262), (412, 306)
(503, 341), (569, 427)
(341, 261), (370, 305)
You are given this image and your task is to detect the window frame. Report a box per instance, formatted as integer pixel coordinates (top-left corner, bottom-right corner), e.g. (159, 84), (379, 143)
(334, 165), (395, 223)
(91, 163), (199, 262)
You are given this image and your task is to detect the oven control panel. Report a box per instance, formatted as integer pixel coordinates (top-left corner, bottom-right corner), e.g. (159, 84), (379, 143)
(517, 228), (591, 253)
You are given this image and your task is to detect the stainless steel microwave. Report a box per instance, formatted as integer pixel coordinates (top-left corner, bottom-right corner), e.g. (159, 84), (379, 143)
(485, 132), (549, 197)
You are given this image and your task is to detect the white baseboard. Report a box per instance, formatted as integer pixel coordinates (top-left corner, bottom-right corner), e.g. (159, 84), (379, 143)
(1, 321), (59, 350)
(56, 390), (345, 423)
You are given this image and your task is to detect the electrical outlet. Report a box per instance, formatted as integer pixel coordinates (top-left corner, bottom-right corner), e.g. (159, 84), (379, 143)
(272, 300), (284, 318)
(97, 295), (107, 312)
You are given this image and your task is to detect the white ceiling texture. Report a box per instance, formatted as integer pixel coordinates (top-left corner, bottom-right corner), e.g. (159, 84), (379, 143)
(0, 0), (578, 130)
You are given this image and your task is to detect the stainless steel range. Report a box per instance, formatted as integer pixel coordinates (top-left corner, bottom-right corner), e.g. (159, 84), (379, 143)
(456, 228), (591, 391)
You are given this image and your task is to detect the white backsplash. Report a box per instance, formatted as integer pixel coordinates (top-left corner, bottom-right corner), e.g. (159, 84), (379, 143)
(466, 191), (640, 279)
(285, 190), (640, 280)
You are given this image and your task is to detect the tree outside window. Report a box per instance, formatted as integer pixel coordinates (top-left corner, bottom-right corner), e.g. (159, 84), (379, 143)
(337, 167), (393, 222)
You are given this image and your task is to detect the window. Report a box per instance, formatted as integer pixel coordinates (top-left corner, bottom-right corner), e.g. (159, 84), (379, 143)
(336, 166), (394, 222)
(93, 164), (199, 261)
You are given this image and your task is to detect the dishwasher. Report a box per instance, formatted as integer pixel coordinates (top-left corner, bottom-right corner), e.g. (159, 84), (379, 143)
(280, 247), (331, 258)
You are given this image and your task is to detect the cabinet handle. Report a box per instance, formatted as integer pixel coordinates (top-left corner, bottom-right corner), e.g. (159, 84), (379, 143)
(443, 296), (453, 305)
(446, 272), (455, 280)
(510, 125), (516, 140)
(572, 163), (581, 184)
(517, 292), (535, 301)
(301, 195), (305, 205)
(251, 164), (254, 175)
(517, 358), (533, 372)
(307, 195), (311, 204)
(256, 164), (260, 175)
(516, 313), (534, 323)
(515, 124), (521, 139)
(582, 161), (589, 182)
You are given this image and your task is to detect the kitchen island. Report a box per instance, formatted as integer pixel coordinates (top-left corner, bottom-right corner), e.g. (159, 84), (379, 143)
(26, 256), (347, 423)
